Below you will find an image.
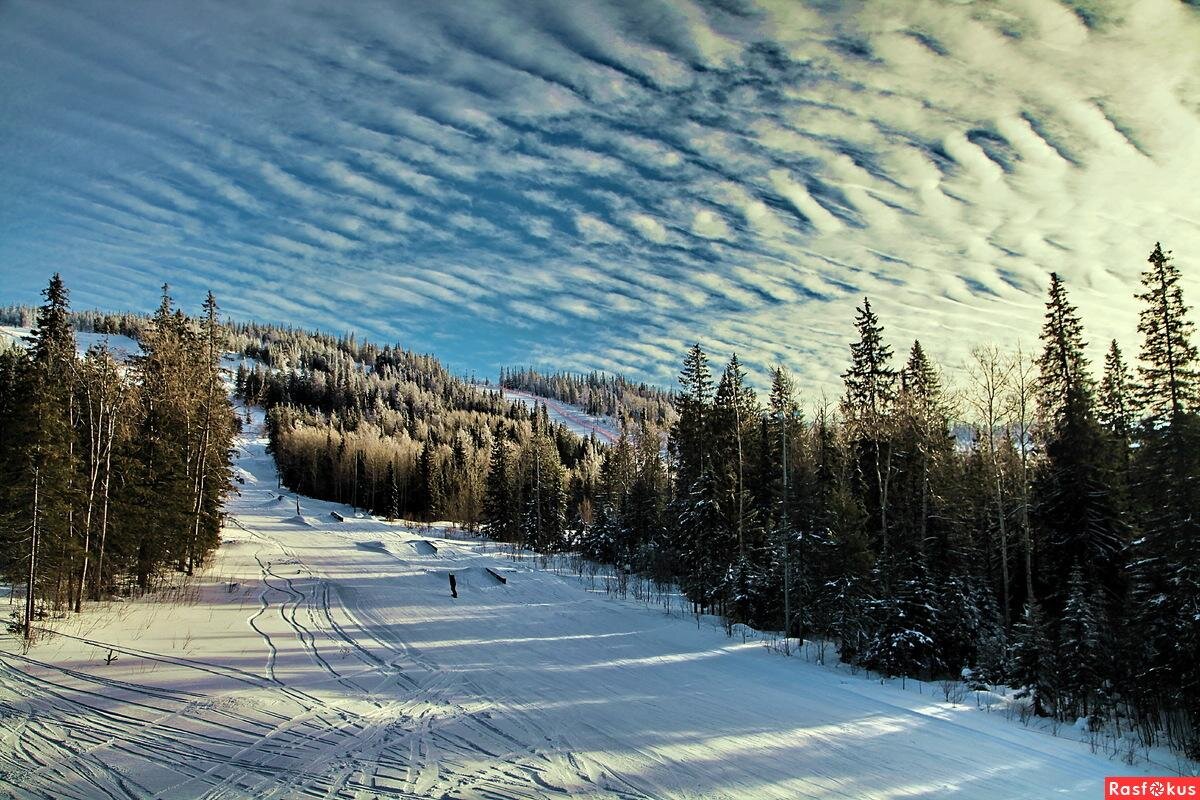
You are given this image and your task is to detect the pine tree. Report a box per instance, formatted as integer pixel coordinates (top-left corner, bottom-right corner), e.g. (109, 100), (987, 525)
(1037, 273), (1094, 425)
(711, 355), (758, 561)
(16, 275), (77, 635)
(624, 419), (666, 570)
(1135, 243), (1198, 425)
(1098, 340), (1135, 444)
(483, 439), (517, 543)
(1032, 273), (1125, 617)
(1130, 242), (1200, 756)
(521, 429), (567, 552)
(1058, 565), (1105, 720)
(896, 340), (952, 558)
(386, 461), (400, 520)
(767, 366), (802, 641)
(841, 298), (897, 575)
(863, 559), (941, 679)
(671, 343), (713, 492)
(677, 467), (730, 614)
(1011, 601), (1057, 717)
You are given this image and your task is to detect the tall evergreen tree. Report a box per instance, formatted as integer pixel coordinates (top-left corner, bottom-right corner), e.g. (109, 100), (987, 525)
(1130, 242), (1200, 755)
(1098, 340), (1135, 444)
(1136, 243), (1198, 425)
(1032, 273), (1125, 618)
(483, 439), (518, 543)
(671, 343), (713, 492)
(16, 275), (77, 636)
(842, 298), (898, 575)
(1058, 565), (1105, 720)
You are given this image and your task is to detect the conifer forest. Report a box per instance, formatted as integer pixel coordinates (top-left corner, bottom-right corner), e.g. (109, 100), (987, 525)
(252, 243), (1199, 758)
(7, 245), (1191, 765)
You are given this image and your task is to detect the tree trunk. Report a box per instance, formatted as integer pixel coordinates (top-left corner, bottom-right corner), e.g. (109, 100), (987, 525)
(25, 468), (40, 641)
(93, 412), (115, 602)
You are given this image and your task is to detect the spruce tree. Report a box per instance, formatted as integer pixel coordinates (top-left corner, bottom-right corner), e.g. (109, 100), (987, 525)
(1032, 273), (1125, 617)
(17, 275), (77, 635)
(1130, 242), (1200, 755)
(671, 343), (713, 492)
(1011, 601), (1057, 717)
(483, 439), (517, 543)
(1058, 565), (1104, 720)
(1036, 273), (1094, 425)
(1098, 340), (1134, 445)
(841, 298), (897, 574)
(1135, 243), (1198, 425)
(896, 340), (952, 557)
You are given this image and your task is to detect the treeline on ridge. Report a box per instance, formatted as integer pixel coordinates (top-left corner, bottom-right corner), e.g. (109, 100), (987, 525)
(238, 337), (605, 535)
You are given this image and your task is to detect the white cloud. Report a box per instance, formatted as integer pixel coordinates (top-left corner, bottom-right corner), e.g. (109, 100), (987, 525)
(691, 209), (732, 240)
(3, 0), (1199, 398)
(629, 213), (669, 244)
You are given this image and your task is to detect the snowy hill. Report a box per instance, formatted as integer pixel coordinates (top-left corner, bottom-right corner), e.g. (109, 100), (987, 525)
(0, 403), (1176, 799)
(503, 386), (622, 443)
(0, 325), (141, 360)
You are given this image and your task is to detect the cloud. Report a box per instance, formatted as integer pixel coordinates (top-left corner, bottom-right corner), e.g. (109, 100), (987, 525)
(691, 209), (732, 240)
(629, 213), (669, 244)
(1, 0), (1198, 398)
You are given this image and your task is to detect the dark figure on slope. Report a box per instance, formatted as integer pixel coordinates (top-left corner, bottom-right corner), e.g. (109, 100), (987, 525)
(449, 573), (457, 598)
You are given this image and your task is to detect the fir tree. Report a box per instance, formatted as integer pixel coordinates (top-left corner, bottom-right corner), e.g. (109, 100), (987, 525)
(16, 275), (77, 635)
(1036, 272), (1094, 425)
(1058, 565), (1105, 720)
(483, 439), (517, 543)
(671, 343), (713, 492)
(1032, 273), (1125, 616)
(1135, 243), (1198, 425)
(1098, 340), (1135, 444)
(842, 298), (898, 575)
(1011, 601), (1057, 717)
(1130, 242), (1200, 756)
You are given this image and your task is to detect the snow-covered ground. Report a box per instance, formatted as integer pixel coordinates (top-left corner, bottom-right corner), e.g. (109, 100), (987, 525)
(503, 387), (621, 443)
(0, 406), (1175, 799)
(0, 326), (141, 360)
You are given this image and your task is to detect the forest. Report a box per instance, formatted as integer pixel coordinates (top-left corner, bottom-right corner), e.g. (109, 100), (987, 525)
(0, 278), (236, 639)
(489, 243), (1197, 759)
(2, 243), (1195, 760)
(251, 242), (1198, 758)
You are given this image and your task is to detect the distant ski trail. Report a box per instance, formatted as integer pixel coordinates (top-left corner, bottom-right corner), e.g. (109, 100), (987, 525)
(503, 388), (620, 443)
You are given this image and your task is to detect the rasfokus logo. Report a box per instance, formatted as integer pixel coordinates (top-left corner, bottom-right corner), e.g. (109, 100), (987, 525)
(1106, 777), (1200, 798)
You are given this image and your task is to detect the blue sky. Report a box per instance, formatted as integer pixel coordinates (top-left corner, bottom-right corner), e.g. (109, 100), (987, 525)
(2, 1), (1198, 394)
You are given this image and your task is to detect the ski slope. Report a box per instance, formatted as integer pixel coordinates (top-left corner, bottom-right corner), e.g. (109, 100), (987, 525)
(0, 326), (141, 361)
(503, 388), (621, 444)
(0, 407), (1167, 799)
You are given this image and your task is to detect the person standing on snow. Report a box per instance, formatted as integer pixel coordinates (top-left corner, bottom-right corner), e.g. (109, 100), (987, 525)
(449, 573), (457, 598)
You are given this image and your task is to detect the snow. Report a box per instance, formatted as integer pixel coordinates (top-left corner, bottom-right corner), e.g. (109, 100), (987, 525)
(503, 387), (621, 443)
(0, 404), (1177, 798)
(0, 326), (141, 360)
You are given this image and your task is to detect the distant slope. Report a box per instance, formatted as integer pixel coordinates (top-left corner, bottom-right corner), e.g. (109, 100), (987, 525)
(500, 367), (675, 434)
(0, 325), (141, 360)
(503, 386), (621, 443)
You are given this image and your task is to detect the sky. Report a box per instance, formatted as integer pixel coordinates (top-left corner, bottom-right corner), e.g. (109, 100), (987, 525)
(2, 0), (1199, 395)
